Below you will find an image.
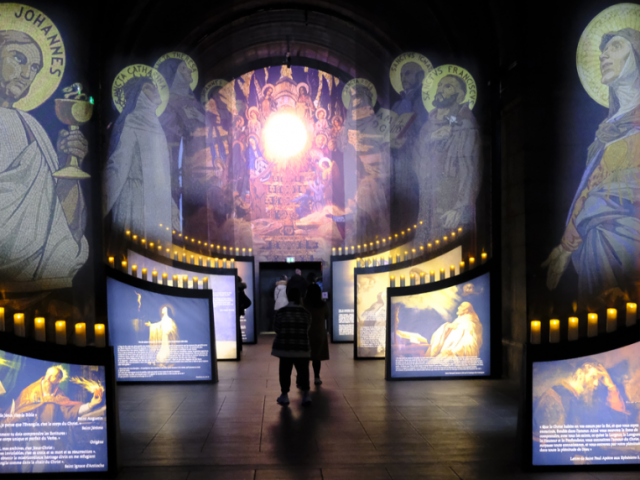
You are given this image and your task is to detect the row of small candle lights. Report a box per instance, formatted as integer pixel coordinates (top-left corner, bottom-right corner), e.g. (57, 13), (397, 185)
(358, 250), (487, 270)
(125, 228), (252, 258)
(332, 225), (464, 257)
(109, 256), (235, 283)
(0, 309), (104, 347)
(530, 304), (638, 344)
(388, 254), (487, 287)
(109, 258), (218, 289)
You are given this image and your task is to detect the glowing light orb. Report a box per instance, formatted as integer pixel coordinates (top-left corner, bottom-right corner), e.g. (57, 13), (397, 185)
(263, 113), (308, 159)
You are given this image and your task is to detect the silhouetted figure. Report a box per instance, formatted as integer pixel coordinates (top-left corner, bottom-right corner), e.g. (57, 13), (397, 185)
(287, 269), (309, 298)
(303, 284), (330, 385)
(272, 287), (312, 406)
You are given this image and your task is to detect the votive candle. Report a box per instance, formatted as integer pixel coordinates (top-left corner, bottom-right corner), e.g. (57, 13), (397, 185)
(420, 272), (426, 284)
(481, 252), (488, 263)
(0, 307), (4, 331)
(152, 270), (158, 283)
(450, 265), (455, 277)
(182, 253), (187, 263)
(549, 319), (560, 343)
(55, 320), (66, 345)
(400, 275), (406, 287)
(588, 313), (598, 337)
(460, 261), (465, 273)
(75, 323), (86, 347)
(390, 275), (396, 287)
(429, 271), (435, 282)
(439, 268), (445, 281)
(162, 273), (168, 285)
(469, 257), (475, 268)
(607, 308), (617, 333)
(108, 256), (114, 268)
(627, 303), (637, 326)
(95, 324), (106, 347)
(410, 274), (416, 286)
(193, 277), (199, 289)
(131, 264), (138, 277)
(142, 268), (148, 281)
(568, 317), (579, 341)
(172, 274), (178, 286)
(34, 317), (45, 342)
(182, 275), (188, 288)
(203, 277), (209, 289)
(13, 313), (24, 337)
(121, 260), (128, 273)
(395, 254), (400, 264)
(530, 320), (541, 344)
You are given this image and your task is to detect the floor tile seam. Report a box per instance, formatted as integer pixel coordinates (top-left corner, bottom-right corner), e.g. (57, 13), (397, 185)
(258, 394), (266, 452)
(385, 396), (435, 450)
(200, 396), (227, 451)
(342, 392), (376, 450)
(141, 396), (189, 452)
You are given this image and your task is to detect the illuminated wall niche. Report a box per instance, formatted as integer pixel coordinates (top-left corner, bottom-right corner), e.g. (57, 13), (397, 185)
(104, 55), (489, 279)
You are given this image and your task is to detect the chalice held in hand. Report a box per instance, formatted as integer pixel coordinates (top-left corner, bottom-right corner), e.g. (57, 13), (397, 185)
(53, 83), (92, 179)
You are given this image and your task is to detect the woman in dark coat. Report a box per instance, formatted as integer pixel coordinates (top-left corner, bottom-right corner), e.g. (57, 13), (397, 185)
(303, 284), (330, 385)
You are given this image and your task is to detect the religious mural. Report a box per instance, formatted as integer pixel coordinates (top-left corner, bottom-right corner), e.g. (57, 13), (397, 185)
(104, 51), (487, 276)
(542, 4), (640, 307)
(0, 3), (94, 329)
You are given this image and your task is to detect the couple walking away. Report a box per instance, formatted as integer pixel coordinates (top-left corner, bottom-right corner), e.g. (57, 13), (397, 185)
(271, 283), (329, 406)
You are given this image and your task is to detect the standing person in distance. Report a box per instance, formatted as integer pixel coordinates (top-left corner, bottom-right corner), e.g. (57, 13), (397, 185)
(271, 287), (312, 406)
(274, 275), (289, 311)
(304, 284), (330, 385)
(288, 268), (309, 298)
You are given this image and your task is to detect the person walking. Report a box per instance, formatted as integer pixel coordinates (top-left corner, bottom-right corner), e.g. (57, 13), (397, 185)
(271, 287), (312, 406)
(303, 284), (330, 385)
(274, 275), (289, 311)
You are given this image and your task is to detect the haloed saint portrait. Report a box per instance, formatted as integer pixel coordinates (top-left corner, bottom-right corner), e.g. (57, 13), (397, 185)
(543, 4), (640, 306)
(0, 4), (92, 295)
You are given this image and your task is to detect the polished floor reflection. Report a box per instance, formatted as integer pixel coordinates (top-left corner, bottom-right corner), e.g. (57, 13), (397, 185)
(106, 335), (636, 479)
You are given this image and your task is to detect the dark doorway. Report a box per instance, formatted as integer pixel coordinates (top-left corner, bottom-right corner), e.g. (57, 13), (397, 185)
(258, 262), (322, 333)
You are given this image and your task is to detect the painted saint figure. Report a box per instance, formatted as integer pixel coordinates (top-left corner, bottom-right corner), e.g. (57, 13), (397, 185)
(391, 61), (430, 230)
(0, 30), (89, 291)
(544, 28), (640, 303)
(3, 365), (103, 424)
(426, 302), (482, 358)
(103, 76), (173, 250)
(157, 57), (207, 238)
(146, 306), (179, 364)
(413, 75), (481, 243)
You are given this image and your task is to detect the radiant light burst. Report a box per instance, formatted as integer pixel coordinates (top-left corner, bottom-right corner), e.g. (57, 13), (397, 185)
(263, 113), (307, 159)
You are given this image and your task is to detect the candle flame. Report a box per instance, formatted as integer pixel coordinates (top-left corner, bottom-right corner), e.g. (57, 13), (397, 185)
(70, 376), (104, 395)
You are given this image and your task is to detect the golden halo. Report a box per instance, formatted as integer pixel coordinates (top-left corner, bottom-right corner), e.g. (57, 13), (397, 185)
(200, 79), (228, 105)
(111, 65), (169, 117)
(153, 52), (199, 91)
(389, 52), (433, 94)
(342, 78), (377, 109)
(0, 3), (65, 111)
(577, 3), (640, 107)
(422, 65), (477, 112)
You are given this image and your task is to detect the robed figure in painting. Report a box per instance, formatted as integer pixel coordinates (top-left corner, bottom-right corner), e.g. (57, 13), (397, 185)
(426, 302), (483, 358)
(0, 30), (89, 291)
(103, 77), (173, 251)
(413, 74), (481, 244)
(146, 306), (179, 364)
(3, 366), (102, 424)
(544, 28), (640, 303)
(157, 58), (207, 237)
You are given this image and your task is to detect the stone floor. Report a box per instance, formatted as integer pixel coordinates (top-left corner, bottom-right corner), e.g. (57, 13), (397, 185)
(102, 335), (637, 479)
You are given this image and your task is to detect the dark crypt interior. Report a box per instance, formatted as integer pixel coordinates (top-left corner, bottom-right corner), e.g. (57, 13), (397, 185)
(0, 0), (638, 478)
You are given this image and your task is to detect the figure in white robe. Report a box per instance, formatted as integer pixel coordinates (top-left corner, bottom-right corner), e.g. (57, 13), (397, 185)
(103, 78), (173, 248)
(426, 302), (482, 358)
(146, 306), (179, 364)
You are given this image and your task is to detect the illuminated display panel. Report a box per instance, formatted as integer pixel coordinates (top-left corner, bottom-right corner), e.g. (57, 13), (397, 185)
(0, 349), (108, 474)
(331, 242), (415, 342)
(235, 260), (256, 343)
(128, 250), (238, 359)
(532, 341), (640, 466)
(389, 271), (490, 378)
(355, 246), (462, 358)
(107, 276), (215, 382)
